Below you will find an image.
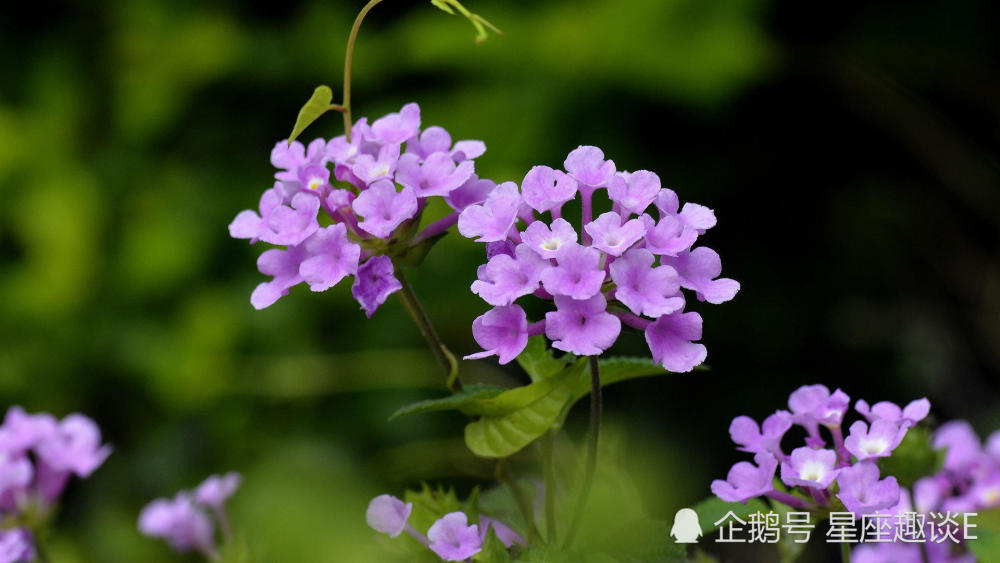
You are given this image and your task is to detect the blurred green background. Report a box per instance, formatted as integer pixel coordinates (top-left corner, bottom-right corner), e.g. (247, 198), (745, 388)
(1, 0), (999, 560)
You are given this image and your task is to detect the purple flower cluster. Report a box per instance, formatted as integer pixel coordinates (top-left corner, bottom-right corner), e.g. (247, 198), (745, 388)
(139, 471), (241, 558)
(458, 146), (738, 370)
(850, 421), (1000, 563)
(0, 406), (110, 561)
(366, 494), (523, 561)
(231, 103), (494, 314)
(712, 385), (930, 515)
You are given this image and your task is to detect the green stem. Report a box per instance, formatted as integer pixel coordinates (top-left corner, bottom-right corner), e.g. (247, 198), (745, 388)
(841, 541), (851, 563)
(393, 264), (460, 390)
(342, 0), (384, 142)
(542, 431), (557, 544)
(563, 356), (601, 548)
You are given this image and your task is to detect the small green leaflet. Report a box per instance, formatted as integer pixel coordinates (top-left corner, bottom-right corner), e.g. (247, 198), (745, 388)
(288, 85), (338, 145)
(388, 384), (506, 420)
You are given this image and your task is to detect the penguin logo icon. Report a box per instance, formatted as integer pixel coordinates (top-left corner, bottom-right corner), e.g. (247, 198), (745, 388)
(670, 508), (702, 543)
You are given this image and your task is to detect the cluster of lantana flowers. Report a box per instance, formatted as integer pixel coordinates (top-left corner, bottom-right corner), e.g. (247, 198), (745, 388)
(712, 384), (930, 515)
(852, 420), (1000, 562)
(138, 471), (241, 559)
(0, 406), (111, 563)
(230, 102), (495, 315)
(366, 494), (523, 561)
(457, 146), (738, 370)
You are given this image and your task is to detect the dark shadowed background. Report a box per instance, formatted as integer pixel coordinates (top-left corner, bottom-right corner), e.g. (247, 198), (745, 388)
(1, 0), (998, 560)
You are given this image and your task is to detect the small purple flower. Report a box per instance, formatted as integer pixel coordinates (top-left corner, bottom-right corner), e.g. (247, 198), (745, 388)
(564, 145), (615, 189)
(352, 256), (402, 317)
(780, 447), (840, 489)
(607, 171), (660, 215)
(195, 472), (241, 513)
(665, 247), (740, 304)
(711, 452), (777, 503)
(545, 294), (621, 356)
(352, 143), (401, 185)
(250, 244), (308, 310)
(229, 186), (322, 246)
(855, 398), (930, 428)
(844, 419), (906, 461)
(641, 214), (698, 257)
(457, 182), (522, 242)
(427, 512), (481, 562)
(609, 248), (684, 317)
(297, 163), (332, 193)
(787, 384), (850, 436)
(933, 420), (982, 474)
(0, 407), (57, 454)
(271, 138), (327, 186)
(478, 516), (524, 547)
(836, 461), (900, 515)
(584, 212), (646, 256)
(139, 493), (216, 556)
(34, 413), (112, 480)
(352, 179), (418, 239)
(729, 410), (792, 458)
(655, 189), (717, 233)
(471, 244), (548, 306)
(300, 224), (362, 292)
(365, 494), (413, 538)
(644, 310), (707, 373)
(520, 165), (578, 213)
(465, 305), (530, 365)
(446, 175), (495, 212)
(540, 243), (605, 300)
(369, 102), (421, 145)
(520, 218), (578, 259)
(395, 152), (475, 198)
(0, 529), (33, 563)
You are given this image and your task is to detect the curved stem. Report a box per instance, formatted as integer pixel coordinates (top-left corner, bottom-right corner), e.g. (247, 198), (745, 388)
(393, 264), (460, 390)
(563, 356), (601, 547)
(342, 0), (384, 142)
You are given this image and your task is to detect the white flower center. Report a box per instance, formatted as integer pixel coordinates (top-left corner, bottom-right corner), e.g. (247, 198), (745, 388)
(372, 165), (390, 178)
(307, 177), (324, 191)
(983, 487), (1000, 506)
(800, 461), (826, 483)
(860, 438), (888, 455)
(543, 238), (562, 251)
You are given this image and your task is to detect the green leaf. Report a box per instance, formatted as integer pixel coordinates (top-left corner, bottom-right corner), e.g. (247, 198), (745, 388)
(474, 527), (511, 563)
(516, 336), (572, 382)
(465, 359), (586, 458)
(969, 508), (1000, 560)
(572, 356), (668, 401)
(877, 426), (943, 488)
(288, 85), (336, 145)
(388, 384), (505, 420)
(692, 496), (770, 537)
